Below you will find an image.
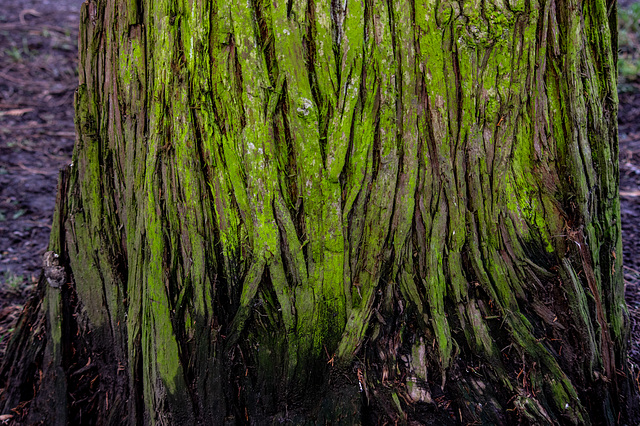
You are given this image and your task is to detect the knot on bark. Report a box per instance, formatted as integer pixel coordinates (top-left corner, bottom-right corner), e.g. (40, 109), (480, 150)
(43, 251), (65, 288)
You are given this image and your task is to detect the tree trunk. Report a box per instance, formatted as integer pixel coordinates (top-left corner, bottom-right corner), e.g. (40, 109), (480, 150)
(1, 0), (638, 424)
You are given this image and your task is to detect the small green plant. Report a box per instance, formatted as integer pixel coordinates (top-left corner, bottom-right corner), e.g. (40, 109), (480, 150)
(3, 271), (24, 292)
(6, 139), (34, 150)
(5, 46), (23, 62)
(618, 3), (640, 85)
(619, 3), (640, 33)
(12, 209), (25, 220)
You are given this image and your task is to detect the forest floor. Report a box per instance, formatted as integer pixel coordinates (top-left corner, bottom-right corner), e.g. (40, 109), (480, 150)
(1, 0), (640, 377)
(0, 0), (82, 361)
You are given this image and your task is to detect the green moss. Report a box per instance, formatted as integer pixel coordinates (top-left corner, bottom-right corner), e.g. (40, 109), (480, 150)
(59, 0), (628, 422)
(548, 378), (585, 424)
(47, 286), (63, 361)
(66, 213), (107, 328)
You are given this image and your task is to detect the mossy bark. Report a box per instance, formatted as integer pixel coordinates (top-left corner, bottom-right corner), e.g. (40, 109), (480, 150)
(1, 0), (638, 424)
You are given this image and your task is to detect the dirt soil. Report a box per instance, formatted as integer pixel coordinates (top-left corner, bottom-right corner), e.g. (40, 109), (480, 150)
(1, 0), (640, 385)
(619, 89), (640, 367)
(0, 0), (82, 360)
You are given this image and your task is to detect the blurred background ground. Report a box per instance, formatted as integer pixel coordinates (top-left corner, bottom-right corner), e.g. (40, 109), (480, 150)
(617, 1), (640, 369)
(0, 0), (82, 361)
(1, 0), (640, 375)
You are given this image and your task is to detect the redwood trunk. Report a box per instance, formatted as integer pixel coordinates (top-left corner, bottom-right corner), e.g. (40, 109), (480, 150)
(1, 0), (638, 424)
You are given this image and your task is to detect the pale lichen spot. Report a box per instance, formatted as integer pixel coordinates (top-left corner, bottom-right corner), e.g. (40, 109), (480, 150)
(283, 29), (290, 35)
(297, 98), (313, 116)
(332, 201), (340, 216)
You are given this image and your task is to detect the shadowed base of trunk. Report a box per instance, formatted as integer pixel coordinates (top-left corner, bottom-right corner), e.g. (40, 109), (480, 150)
(1, 170), (639, 424)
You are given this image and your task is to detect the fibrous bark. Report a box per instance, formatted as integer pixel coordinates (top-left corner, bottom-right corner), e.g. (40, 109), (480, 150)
(1, 0), (638, 424)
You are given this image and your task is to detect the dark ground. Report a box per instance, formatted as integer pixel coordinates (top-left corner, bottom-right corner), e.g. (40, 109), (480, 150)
(0, 0), (639, 391)
(0, 0), (81, 360)
(618, 89), (640, 368)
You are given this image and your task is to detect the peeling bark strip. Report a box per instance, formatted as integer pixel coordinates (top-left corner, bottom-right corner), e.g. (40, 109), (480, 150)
(1, 0), (638, 424)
